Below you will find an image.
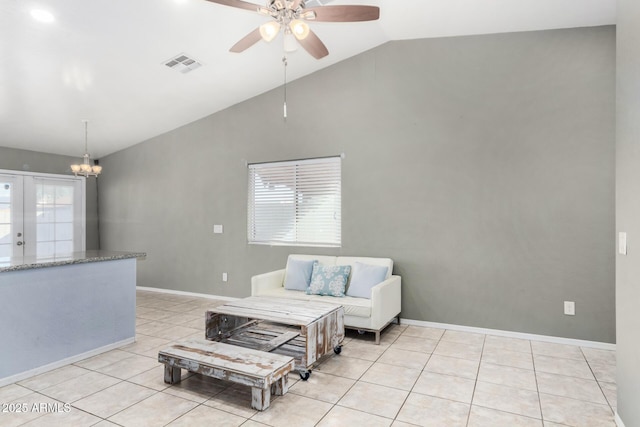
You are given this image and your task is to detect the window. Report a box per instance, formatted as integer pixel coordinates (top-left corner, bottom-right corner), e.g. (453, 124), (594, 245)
(248, 156), (341, 247)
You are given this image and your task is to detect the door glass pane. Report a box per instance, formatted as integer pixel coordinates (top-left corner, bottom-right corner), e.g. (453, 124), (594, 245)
(56, 205), (73, 222)
(37, 242), (55, 257)
(0, 204), (9, 223)
(55, 186), (73, 203)
(32, 179), (78, 257)
(37, 223), (54, 242)
(55, 223), (73, 240)
(0, 223), (11, 239)
(55, 241), (73, 254)
(39, 185), (56, 204)
(36, 204), (54, 222)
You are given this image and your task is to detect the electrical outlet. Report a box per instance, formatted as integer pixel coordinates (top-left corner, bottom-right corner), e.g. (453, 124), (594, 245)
(222, 272), (228, 282)
(564, 301), (575, 316)
(213, 224), (223, 234)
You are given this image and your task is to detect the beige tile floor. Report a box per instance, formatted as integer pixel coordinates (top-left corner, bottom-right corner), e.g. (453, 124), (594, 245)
(0, 290), (617, 427)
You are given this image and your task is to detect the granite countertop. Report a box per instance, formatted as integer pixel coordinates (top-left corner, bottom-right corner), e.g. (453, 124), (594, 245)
(0, 250), (147, 273)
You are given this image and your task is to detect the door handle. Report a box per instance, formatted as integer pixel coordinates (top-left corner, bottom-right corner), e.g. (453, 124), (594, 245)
(16, 241), (23, 246)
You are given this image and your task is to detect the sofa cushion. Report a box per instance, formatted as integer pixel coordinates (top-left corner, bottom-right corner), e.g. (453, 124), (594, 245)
(306, 295), (372, 318)
(258, 287), (313, 301)
(307, 262), (351, 297)
(336, 256), (393, 280)
(346, 262), (389, 299)
(283, 258), (315, 291)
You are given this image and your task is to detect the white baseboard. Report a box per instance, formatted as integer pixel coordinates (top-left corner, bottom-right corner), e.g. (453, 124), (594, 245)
(137, 286), (240, 302)
(400, 318), (616, 351)
(615, 412), (626, 427)
(0, 337), (135, 388)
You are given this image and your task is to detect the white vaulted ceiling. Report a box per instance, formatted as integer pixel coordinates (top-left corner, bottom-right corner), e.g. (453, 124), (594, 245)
(0, 0), (616, 158)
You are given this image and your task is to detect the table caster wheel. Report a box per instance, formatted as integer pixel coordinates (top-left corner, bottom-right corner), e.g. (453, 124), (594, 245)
(334, 345), (342, 355)
(299, 371), (311, 381)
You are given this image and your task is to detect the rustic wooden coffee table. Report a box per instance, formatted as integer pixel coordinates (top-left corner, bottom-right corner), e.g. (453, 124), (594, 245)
(205, 296), (344, 380)
(158, 339), (294, 411)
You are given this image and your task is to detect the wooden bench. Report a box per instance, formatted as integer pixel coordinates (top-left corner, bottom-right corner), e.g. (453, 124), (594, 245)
(158, 339), (295, 411)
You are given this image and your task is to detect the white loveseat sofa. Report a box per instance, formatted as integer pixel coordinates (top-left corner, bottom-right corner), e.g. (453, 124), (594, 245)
(251, 254), (401, 344)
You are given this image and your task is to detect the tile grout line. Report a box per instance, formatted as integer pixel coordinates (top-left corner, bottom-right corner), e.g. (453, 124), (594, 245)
(531, 338), (546, 426)
(465, 332), (486, 427)
(580, 346), (617, 416)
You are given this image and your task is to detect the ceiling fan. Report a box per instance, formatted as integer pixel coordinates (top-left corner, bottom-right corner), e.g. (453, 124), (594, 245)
(205, 0), (380, 59)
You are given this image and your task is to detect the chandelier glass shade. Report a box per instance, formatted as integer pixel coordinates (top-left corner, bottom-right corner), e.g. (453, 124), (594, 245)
(70, 120), (102, 177)
(289, 19), (309, 40)
(259, 21), (281, 42)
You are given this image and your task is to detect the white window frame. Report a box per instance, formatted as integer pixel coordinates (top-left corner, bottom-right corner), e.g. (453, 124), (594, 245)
(248, 156), (342, 248)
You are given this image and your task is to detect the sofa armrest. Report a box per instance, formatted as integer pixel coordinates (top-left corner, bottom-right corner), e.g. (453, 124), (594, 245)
(251, 269), (286, 296)
(370, 275), (401, 329)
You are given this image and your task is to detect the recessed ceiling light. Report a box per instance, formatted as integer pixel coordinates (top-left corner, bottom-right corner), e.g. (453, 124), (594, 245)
(30, 9), (55, 23)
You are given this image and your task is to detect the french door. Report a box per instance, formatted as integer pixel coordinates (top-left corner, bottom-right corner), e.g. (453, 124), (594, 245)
(0, 171), (85, 259)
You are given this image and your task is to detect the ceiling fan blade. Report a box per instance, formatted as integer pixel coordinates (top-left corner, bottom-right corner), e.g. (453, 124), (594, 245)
(229, 28), (263, 53)
(298, 29), (328, 59)
(204, 0), (259, 12)
(290, 0), (302, 9)
(306, 5), (380, 22)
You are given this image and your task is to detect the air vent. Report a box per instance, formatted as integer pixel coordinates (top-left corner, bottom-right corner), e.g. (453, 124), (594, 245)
(163, 53), (202, 74)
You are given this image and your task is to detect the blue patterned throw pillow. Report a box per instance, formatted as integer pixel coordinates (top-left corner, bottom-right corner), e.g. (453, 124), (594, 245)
(306, 262), (351, 297)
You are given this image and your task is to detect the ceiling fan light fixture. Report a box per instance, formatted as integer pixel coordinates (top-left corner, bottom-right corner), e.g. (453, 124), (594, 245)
(290, 19), (310, 40)
(259, 21), (281, 42)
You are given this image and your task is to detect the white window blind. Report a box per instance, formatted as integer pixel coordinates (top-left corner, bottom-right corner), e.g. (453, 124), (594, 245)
(248, 156), (341, 247)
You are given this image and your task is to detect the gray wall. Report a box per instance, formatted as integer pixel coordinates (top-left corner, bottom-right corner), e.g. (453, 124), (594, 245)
(100, 26), (615, 342)
(615, 0), (640, 424)
(0, 146), (100, 250)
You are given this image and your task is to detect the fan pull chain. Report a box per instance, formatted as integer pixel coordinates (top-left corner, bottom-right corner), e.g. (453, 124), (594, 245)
(282, 56), (288, 120)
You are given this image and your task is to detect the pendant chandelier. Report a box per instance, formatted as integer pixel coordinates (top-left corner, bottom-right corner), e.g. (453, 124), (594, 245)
(70, 120), (102, 177)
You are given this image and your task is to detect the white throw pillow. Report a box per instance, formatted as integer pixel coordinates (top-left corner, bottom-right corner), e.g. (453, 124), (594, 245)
(346, 262), (389, 299)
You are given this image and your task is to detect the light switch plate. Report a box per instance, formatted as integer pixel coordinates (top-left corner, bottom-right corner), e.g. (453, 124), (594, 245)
(222, 273), (228, 282)
(213, 224), (223, 234)
(619, 232), (627, 255)
(564, 301), (575, 316)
